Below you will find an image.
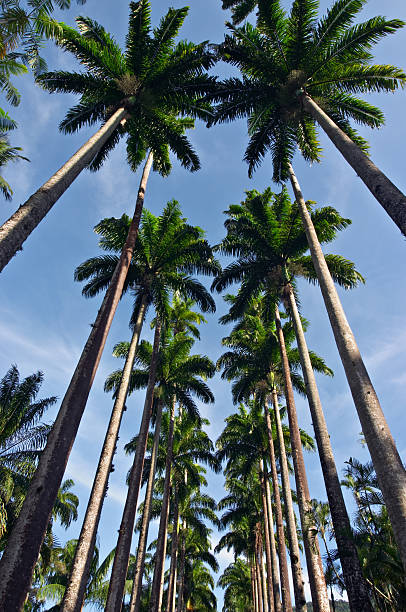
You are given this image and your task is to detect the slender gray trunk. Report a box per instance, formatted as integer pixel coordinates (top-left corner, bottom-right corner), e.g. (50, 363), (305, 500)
(274, 313), (330, 612)
(166, 489), (180, 612)
(0, 152), (153, 612)
(285, 291), (373, 612)
(0, 107), (128, 272)
(302, 94), (406, 237)
(150, 398), (176, 612)
(106, 318), (161, 611)
(263, 405), (292, 612)
(130, 399), (163, 612)
(176, 519), (187, 612)
(288, 162), (406, 572)
(260, 539), (269, 612)
(259, 459), (277, 612)
(251, 563), (257, 612)
(61, 296), (148, 612)
(254, 560), (260, 612)
(256, 537), (264, 612)
(269, 394), (307, 612)
(264, 465), (283, 612)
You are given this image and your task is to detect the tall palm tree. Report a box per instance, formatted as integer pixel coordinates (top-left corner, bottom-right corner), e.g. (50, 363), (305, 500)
(0, 6), (217, 608)
(0, 0), (216, 270)
(61, 203), (218, 612)
(211, 0), (406, 235)
(287, 164), (406, 580)
(213, 187), (375, 610)
(105, 329), (216, 610)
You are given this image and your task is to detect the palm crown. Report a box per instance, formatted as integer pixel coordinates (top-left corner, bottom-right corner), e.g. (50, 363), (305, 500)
(37, 0), (217, 175)
(212, 186), (363, 322)
(211, 0), (405, 181)
(75, 199), (220, 321)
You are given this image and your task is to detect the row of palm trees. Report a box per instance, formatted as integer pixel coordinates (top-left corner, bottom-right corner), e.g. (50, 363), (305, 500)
(0, 0), (405, 609)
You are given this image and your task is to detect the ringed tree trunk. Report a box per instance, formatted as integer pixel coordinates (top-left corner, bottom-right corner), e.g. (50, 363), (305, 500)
(259, 458), (277, 612)
(283, 293), (373, 612)
(0, 151), (153, 612)
(253, 558), (260, 612)
(61, 295), (149, 612)
(150, 397), (177, 612)
(130, 399), (164, 612)
(273, 313), (330, 612)
(250, 563), (257, 612)
(166, 489), (180, 612)
(255, 532), (265, 612)
(302, 94), (406, 237)
(106, 317), (162, 612)
(288, 162), (406, 572)
(263, 404), (292, 612)
(268, 394), (307, 612)
(0, 107), (128, 272)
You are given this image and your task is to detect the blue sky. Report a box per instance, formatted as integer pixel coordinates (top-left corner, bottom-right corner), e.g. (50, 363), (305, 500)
(1, 0), (406, 608)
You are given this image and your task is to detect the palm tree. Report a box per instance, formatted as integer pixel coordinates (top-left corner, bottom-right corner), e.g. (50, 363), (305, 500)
(0, 129), (29, 200)
(218, 558), (254, 612)
(61, 203), (218, 612)
(287, 164), (406, 580)
(213, 187), (376, 610)
(0, 0), (216, 270)
(212, 0), (406, 235)
(105, 329), (216, 610)
(0, 4), (218, 606)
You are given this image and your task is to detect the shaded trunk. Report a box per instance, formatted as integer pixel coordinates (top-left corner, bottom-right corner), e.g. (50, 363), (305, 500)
(0, 151), (153, 612)
(259, 459), (277, 612)
(302, 94), (406, 237)
(256, 540), (264, 612)
(61, 296), (148, 612)
(176, 518), (187, 612)
(263, 404), (292, 612)
(251, 563), (257, 612)
(274, 313), (330, 612)
(106, 317), (161, 611)
(254, 560), (260, 612)
(264, 465), (283, 612)
(166, 490), (180, 612)
(284, 293), (373, 612)
(0, 107), (128, 272)
(260, 541), (269, 612)
(130, 399), (163, 612)
(150, 398), (176, 612)
(268, 396), (306, 612)
(288, 162), (406, 573)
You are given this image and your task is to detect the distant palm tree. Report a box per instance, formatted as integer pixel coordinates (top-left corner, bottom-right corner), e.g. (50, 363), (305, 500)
(218, 558), (253, 612)
(211, 0), (406, 235)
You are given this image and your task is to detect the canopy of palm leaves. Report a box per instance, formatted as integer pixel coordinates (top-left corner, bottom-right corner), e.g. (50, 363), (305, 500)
(210, 0), (405, 181)
(218, 557), (253, 612)
(75, 200), (220, 322)
(36, 0), (217, 175)
(212, 186), (363, 322)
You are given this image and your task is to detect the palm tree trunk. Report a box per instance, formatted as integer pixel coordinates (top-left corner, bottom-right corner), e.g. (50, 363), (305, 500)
(176, 519), (187, 612)
(282, 295), (373, 612)
(302, 94), (406, 237)
(150, 398), (176, 612)
(253, 560), (260, 612)
(0, 151), (153, 612)
(106, 317), (161, 612)
(268, 395), (307, 612)
(256, 538), (264, 612)
(130, 399), (163, 612)
(259, 459), (277, 612)
(61, 295), (148, 612)
(260, 541), (269, 612)
(263, 404), (292, 612)
(288, 161), (406, 572)
(274, 313), (330, 612)
(251, 563), (257, 612)
(166, 489), (180, 612)
(264, 466), (284, 612)
(0, 107), (128, 272)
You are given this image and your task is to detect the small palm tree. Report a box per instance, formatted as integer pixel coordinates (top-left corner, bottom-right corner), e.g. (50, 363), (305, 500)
(218, 558), (253, 612)
(211, 0), (406, 235)
(0, 129), (28, 200)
